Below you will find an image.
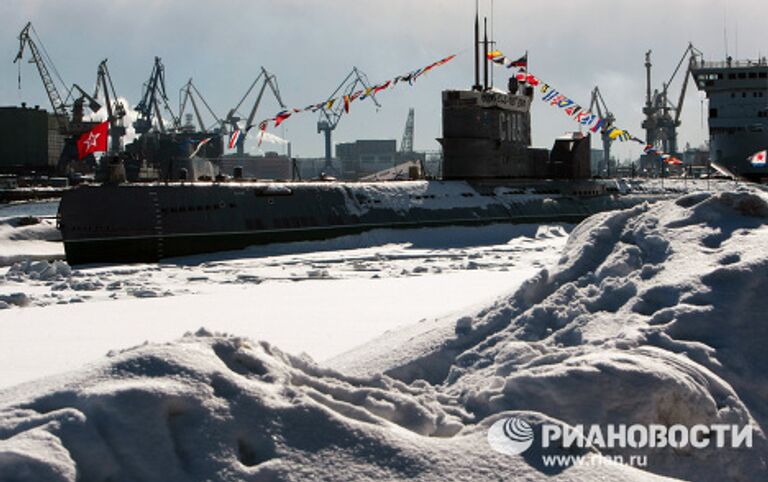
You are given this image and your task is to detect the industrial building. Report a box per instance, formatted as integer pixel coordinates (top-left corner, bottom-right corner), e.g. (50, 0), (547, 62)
(217, 152), (292, 180)
(0, 104), (68, 175)
(336, 140), (397, 179)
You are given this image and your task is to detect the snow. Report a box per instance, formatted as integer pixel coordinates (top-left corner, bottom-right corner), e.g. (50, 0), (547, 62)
(0, 223), (568, 389)
(338, 187), (768, 480)
(0, 201), (63, 267)
(2, 185), (768, 480)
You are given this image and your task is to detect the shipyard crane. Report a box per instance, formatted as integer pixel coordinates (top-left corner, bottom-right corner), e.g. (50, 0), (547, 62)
(69, 84), (102, 123)
(13, 22), (70, 132)
(642, 43), (702, 157)
(94, 60), (127, 152)
(134, 57), (179, 135)
(68, 60), (127, 154)
(317, 67), (381, 170)
(588, 87), (616, 177)
(179, 79), (223, 134)
(400, 108), (415, 154)
(224, 67), (285, 156)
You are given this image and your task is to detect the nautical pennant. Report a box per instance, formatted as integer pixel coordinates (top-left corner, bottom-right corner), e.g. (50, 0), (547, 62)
(274, 110), (291, 127)
(228, 129), (241, 150)
(749, 149), (767, 166)
(189, 137), (212, 159)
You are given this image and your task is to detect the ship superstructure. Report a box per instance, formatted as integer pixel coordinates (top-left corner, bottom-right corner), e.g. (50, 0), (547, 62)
(692, 57), (768, 180)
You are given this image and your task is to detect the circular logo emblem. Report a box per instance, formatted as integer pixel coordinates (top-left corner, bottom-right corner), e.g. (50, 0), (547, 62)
(487, 417), (534, 455)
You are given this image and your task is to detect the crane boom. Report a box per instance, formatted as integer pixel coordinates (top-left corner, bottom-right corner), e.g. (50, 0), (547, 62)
(14, 22), (68, 131)
(246, 69), (284, 129)
(317, 67), (381, 170)
(179, 80), (222, 133)
(134, 57), (178, 134)
(225, 67), (286, 155)
(673, 44), (702, 125)
(589, 86), (616, 176)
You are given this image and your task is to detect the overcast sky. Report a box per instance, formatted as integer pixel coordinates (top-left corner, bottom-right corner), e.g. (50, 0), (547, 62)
(1, 0), (765, 159)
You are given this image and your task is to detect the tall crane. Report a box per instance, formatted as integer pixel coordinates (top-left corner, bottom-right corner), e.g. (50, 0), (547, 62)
(317, 67), (381, 170)
(94, 60), (126, 152)
(641, 43), (702, 156)
(134, 57), (178, 135)
(589, 87), (616, 177)
(13, 22), (70, 132)
(179, 79), (223, 133)
(224, 67), (285, 156)
(69, 60), (126, 154)
(400, 108), (415, 154)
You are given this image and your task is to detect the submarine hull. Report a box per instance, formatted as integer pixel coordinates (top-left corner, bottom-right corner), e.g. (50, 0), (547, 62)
(59, 180), (664, 265)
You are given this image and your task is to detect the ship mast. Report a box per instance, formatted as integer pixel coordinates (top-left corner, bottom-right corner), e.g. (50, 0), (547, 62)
(473, 2), (481, 91)
(483, 18), (489, 90)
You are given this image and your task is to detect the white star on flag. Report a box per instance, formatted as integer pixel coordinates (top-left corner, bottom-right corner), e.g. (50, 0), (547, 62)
(749, 150), (767, 166)
(84, 132), (101, 150)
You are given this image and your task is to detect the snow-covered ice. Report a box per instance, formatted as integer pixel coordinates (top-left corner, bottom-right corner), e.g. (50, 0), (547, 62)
(0, 222), (569, 388)
(2, 186), (768, 481)
(0, 201), (63, 267)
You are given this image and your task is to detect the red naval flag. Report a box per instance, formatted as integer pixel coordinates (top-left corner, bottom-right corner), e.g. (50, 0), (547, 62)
(76, 121), (109, 160)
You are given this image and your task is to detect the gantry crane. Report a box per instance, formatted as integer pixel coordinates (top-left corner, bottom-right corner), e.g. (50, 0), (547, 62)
(224, 67), (285, 156)
(179, 79), (223, 134)
(642, 43), (702, 156)
(134, 57), (178, 135)
(318, 67), (381, 170)
(589, 87), (616, 177)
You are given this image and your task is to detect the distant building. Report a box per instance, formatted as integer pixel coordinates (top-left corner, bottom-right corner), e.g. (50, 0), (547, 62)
(590, 149), (604, 176)
(0, 104), (68, 175)
(682, 144), (710, 167)
(293, 158), (341, 180)
(217, 152), (292, 180)
(336, 140), (397, 180)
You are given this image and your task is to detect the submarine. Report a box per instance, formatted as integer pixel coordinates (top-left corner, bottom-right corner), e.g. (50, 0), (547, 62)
(58, 16), (675, 266)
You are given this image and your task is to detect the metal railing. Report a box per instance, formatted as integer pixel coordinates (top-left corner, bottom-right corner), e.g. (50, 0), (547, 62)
(695, 58), (768, 69)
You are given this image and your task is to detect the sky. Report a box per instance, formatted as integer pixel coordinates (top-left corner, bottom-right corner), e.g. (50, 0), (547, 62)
(1, 0), (766, 160)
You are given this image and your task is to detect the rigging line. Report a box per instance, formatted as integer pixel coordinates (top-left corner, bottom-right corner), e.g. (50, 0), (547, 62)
(30, 25), (68, 93)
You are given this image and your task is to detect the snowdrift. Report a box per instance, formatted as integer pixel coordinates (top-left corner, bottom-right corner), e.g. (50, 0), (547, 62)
(0, 332), (664, 481)
(2, 188), (768, 481)
(0, 215), (63, 267)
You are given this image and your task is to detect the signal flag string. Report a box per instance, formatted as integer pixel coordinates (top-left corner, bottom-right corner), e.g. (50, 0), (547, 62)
(489, 49), (686, 166)
(253, 53), (458, 145)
